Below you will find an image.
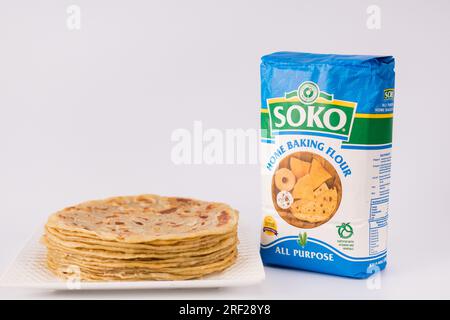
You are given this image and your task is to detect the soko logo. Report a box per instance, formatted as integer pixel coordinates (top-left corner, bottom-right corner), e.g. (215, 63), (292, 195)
(266, 81), (357, 141)
(384, 88), (395, 100)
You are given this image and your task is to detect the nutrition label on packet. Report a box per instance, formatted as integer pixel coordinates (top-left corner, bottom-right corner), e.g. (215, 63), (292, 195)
(369, 151), (391, 255)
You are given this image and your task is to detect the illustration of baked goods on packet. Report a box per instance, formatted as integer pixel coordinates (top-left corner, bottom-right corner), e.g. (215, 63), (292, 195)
(271, 152), (342, 228)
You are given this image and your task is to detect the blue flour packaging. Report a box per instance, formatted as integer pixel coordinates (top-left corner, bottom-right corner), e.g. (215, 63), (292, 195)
(259, 52), (395, 278)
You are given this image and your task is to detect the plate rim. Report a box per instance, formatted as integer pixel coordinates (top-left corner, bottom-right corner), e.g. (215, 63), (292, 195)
(0, 226), (265, 291)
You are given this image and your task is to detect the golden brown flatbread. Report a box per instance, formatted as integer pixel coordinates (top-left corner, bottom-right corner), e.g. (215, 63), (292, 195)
(46, 195), (238, 242)
(43, 194), (239, 281)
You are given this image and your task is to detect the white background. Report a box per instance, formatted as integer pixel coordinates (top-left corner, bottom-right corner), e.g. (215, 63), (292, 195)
(1, 0), (449, 299)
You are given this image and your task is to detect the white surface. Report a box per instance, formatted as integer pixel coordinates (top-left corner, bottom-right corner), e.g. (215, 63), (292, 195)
(1, 220), (450, 299)
(1, 0), (450, 299)
(0, 228), (264, 290)
(1, 226), (450, 299)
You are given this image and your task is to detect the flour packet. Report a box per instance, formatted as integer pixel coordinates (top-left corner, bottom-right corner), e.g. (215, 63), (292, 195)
(260, 52), (395, 278)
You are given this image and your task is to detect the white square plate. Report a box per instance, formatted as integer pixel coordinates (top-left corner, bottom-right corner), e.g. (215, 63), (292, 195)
(0, 228), (265, 290)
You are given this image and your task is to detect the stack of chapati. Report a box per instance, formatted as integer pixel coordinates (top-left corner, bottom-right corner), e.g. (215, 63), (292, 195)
(42, 195), (239, 281)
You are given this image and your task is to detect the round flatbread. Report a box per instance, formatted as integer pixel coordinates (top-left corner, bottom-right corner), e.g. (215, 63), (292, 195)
(46, 195), (238, 242)
(43, 194), (239, 281)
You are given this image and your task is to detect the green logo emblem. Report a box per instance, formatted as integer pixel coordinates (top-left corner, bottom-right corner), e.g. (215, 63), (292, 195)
(337, 223), (353, 239)
(297, 232), (308, 247)
(384, 88), (395, 100)
(298, 81), (320, 104)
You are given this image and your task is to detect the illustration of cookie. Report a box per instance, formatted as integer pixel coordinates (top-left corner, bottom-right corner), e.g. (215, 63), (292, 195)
(274, 168), (296, 191)
(276, 190), (294, 209)
(271, 151), (342, 228)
